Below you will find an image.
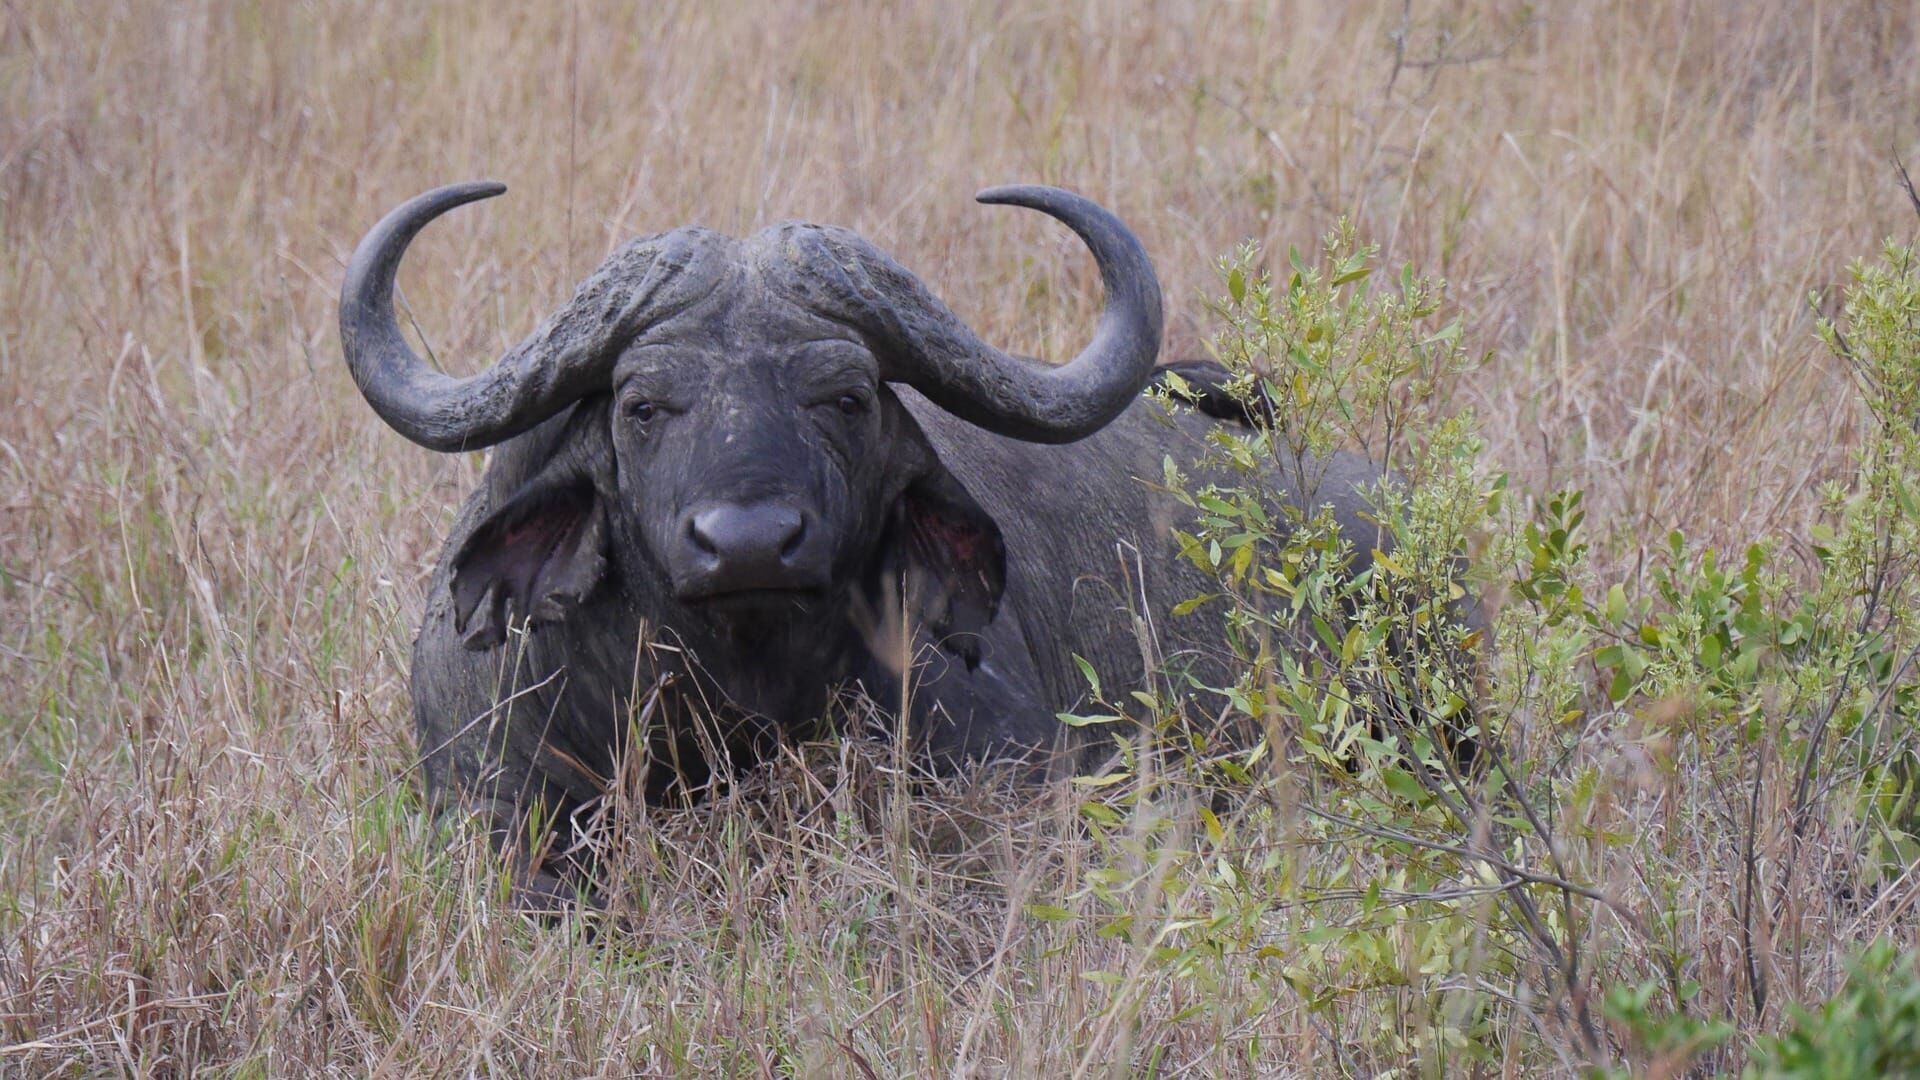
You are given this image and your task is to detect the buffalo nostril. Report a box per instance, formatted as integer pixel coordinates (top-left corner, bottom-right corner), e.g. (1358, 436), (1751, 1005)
(778, 515), (807, 561)
(687, 515), (720, 556)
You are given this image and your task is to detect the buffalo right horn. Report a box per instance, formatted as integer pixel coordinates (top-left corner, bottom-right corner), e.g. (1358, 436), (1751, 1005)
(339, 182), (710, 453)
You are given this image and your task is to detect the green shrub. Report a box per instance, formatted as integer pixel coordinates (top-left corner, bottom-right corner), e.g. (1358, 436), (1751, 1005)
(1746, 940), (1920, 1079)
(1045, 229), (1920, 1073)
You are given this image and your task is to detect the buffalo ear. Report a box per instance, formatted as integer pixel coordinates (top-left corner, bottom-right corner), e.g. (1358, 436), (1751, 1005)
(450, 479), (608, 650)
(894, 467), (1006, 669)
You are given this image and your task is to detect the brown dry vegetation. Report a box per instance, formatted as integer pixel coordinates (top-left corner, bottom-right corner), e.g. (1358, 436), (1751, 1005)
(4, 0), (1920, 1075)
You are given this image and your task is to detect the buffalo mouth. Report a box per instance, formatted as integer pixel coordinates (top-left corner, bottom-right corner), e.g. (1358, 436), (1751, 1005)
(678, 585), (825, 616)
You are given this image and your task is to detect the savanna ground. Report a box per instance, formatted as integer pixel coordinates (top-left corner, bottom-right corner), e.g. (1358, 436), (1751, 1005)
(6, 1), (1920, 1075)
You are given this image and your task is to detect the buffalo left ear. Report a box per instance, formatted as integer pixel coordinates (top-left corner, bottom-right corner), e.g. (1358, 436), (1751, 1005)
(893, 467), (1006, 669)
(450, 479), (609, 650)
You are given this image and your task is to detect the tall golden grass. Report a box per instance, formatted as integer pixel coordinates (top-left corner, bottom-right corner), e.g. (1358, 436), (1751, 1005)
(4, 0), (1919, 1073)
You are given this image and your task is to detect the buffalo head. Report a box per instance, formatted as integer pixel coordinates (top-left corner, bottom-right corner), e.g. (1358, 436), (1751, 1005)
(339, 183), (1162, 665)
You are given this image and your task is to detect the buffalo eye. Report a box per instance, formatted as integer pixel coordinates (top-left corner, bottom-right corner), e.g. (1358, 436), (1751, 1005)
(837, 393), (866, 416)
(622, 397), (656, 423)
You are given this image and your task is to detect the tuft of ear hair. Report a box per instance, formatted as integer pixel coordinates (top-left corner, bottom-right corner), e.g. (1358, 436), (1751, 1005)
(450, 480), (608, 649)
(895, 469), (1006, 669)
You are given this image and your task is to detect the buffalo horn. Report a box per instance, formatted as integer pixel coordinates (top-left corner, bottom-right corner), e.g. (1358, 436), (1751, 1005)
(338, 182), (706, 452)
(778, 185), (1165, 444)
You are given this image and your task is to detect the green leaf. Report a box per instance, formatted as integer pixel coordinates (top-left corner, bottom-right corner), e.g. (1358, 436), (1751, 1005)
(1171, 593), (1219, 617)
(1073, 654), (1101, 699)
(1331, 264), (1372, 287)
(1199, 806), (1226, 845)
(1057, 711), (1125, 728)
(1229, 541), (1256, 581)
(1608, 666), (1634, 703)
(1606, 583), (1627, 624)
(1380, 766), (1428, 804)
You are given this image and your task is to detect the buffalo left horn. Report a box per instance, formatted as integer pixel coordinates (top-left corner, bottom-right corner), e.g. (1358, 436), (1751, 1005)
(773, 185), (1165, 445)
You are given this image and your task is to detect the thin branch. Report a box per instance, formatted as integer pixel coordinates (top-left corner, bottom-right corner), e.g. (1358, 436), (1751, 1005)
(1895, 151), (1920, 223)
(1739, 737), (1769, 1018)
(1299, 803), (1621, 911)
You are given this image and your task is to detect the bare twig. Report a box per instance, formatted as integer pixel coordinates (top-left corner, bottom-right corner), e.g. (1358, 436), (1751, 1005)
(1739, 737), (1769, 1018)
(1894, 151), (1920, 223)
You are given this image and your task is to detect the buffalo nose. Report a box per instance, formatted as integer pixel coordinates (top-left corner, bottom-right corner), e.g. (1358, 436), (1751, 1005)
(686, 502), (809, 571)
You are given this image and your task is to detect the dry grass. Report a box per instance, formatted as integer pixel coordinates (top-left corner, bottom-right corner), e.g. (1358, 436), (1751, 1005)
(4, 0), (1920, 1074)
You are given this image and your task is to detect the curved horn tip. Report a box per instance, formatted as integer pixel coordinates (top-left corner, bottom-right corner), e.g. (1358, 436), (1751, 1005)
(412, 179), (509, 210)
(974, 183), (1079, 209)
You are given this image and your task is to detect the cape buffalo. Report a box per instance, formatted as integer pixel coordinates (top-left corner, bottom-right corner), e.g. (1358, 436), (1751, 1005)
(339, 182), (1392, 904)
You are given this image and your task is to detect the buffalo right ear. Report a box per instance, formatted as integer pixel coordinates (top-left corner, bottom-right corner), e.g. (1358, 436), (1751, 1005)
(450, 479), (608, 650)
